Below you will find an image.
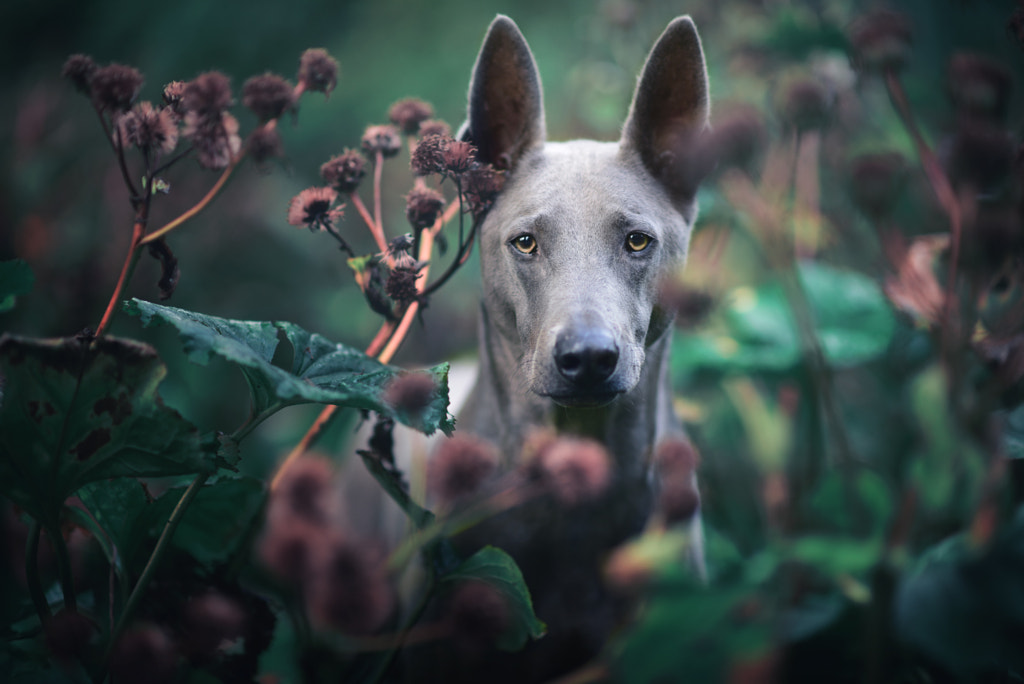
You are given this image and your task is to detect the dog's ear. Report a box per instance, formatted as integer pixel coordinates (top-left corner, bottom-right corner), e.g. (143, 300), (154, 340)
(461, 15), (545, 172)
(620, 16), (710, 202)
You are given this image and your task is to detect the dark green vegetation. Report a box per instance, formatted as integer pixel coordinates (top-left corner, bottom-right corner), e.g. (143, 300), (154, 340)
(3, 0), (1024, 682)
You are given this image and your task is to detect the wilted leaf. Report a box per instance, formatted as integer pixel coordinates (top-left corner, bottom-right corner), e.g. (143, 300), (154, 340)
(0, 334), (207, 524)
(0, 259), (34, 313)
(125, 299), (455, 436)
(443, 546), (546, 652)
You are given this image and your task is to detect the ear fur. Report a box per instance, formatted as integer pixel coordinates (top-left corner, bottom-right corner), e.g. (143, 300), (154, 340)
(461, 15), (546, 172)
(620, 16), (711, 201)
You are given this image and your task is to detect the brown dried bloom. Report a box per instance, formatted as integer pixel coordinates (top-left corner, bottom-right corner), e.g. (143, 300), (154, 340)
(385, 261), (424, 304)
(448, 581), (509, 649)
(242, 73), (296, 122)
(428, 434), (499, 505)
(411, 134), (451, 176)
(847, 10), (912, 73)
(361, 124), (402, 158)
(418, 119), (451, 139)
(181, 592), (246, 658)
(162, 80), (186, 117)
(948, 121), (1014, 192)
(528, 437), (612, 507)
(117, 101), (179, 155)
(247, 125), (284, 165)
(109, 624), (178, 684)
(657, 278), (714, 329)
(654, 438), (700, 477)
(383, 373), (436, 417)
(183, 72), (232, 117)
(298, 48), (339, 97)
(462, 164), (506, 216)
(320, 150), (367, 193)
(947, 52), (1013, 123)
(704, 105), (765, 175)
(90, 63), (143, 112)
(269, 454), (337, 527)
(44, 609), (96, 664)
(309, 536), (394, 635)
(183, 110), (241, 169)
(405, 186), (446, 230)
(778, 77), (830, 131)
(258, 519), (321, 584)
(62, 54), (96, 95)
(659, 477), (701, 525)
(389, 98), (434, 135)
(849, 152), (908, 221)
(287, 186), (343, 231)
(443, 140), (476, 175)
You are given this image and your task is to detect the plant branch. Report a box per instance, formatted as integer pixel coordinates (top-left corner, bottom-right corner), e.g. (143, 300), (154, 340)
(94, 218), (146, 338)
(350, 193), (388, 253)
(96, 108), (140, 203)
(373, 149), (384, 240)
(141, 158), (239, 246)
(47, 521), (78, 613)
(25, 520), (50, 623)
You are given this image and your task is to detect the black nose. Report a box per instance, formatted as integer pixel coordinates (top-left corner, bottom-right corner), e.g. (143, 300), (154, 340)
(554, 328), (619, 385)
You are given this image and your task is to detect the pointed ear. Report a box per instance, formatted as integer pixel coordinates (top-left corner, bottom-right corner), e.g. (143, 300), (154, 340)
(620, 16), (711, 202)
(461, 15), (545, 171)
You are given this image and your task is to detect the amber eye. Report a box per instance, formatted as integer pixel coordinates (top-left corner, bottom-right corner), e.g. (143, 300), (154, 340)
(512, 234), (537, 254)
(626, 231), (652, 252)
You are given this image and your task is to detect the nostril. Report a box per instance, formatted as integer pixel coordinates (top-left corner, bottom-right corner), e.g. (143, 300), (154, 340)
(559, 352), (582, 374)
(593, 349), (618, 375)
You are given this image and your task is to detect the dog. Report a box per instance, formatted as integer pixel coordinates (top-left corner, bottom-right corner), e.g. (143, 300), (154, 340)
(418, 13), (712, 681)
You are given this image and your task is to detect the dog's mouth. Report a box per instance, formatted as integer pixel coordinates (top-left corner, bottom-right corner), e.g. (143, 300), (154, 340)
(543, 388), (623, 409)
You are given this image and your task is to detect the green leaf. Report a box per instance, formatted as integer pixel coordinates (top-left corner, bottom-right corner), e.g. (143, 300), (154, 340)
(0, 334), (207, 524)
(443, 546), (546, 652)
(673, 261), (895, 375)
(125, 299), (455, 436)
(77, 477), (157, 577)
(0, 259), (34, 313)
(789, 535), (883, 577)
(808, 470), (894, 536)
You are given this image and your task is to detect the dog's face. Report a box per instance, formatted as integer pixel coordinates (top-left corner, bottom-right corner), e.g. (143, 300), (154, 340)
(462, 16), (709, 408)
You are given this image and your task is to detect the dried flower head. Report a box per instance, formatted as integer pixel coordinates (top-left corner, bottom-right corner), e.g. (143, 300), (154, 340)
(405, 186), (446, 230)
(183, 110), (241, 169)
(462, 164), (506, 217)
(448, 581), (509, 649)
(948, 121), (1014, 192)
(90, 63), (144, 112)
(947, 52), (1013, 123)
(704, 106), (765, 174)
(387, 233), (415, 256)
(418, 119), (451, 139)
(247, 125), (284, 164)
(848, 152), (908, 220)
(847, 10), (912, 73)
(428, 434), (499, 505)
(62, 54), (96, 95)
(287, 186), (343, 231)
(385, 261), (424, 304)
(270, 454), (337, 527)
(411, 134), (451, 176)
(528, 436), (612, 507)
(361, 124), (402, 158)
(258, 519), (321, 584)
(654, 438), (700, 476)
(109, 624), (178, 684)
(442, 140), (476, 175)
(183, 71), (232, 118)
(242, 73), (296, 122)
(162, 81), (186, 117)
(658, 478), (701, 525)
(117, 101), (179, 155)
(298, 48), (339, 97)
(44, 609), (96, 663)
(657, 278), (714, 328)
(181, 592), (246, 658)
(965, 209), (1024, 274)
(383, 373), (436, 417)
(389, 98), (434, 135)
(309, 536), (394, 635)
(778, 77), (830, 131)
(321, 150), (367, 193)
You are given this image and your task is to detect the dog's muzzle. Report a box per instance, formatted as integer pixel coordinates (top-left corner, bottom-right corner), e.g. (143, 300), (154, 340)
(548, 326), (622, 407)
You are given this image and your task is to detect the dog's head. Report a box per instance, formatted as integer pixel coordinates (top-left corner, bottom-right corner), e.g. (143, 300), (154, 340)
(462, 16), (710, 408)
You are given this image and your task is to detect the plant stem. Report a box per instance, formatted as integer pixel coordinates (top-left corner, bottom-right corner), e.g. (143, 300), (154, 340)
(368, 573), (437, 684)
(26, 520), (50, 623)
(47, 521), (78, 613)
(104, 472), (209, 661)
(94, 218), (145, 338)
(96, 109), (140, 204)
(365, 320), (397, 358)
(141, 159), (238, 245)
(373, 149), (384, 241)
(351, 193), (388, 254)
(270, 406), (339, 491)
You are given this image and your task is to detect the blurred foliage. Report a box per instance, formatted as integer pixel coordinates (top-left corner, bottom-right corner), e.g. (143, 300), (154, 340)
(4, 0), (1024, 682)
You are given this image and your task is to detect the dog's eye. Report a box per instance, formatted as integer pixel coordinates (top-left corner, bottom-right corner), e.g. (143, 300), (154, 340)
(512, 234), (537, 255)
(625, 231), (652, 253)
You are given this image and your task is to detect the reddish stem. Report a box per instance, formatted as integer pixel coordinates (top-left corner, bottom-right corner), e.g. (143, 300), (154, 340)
(351, 193), (388, 254)
(94, 219), (146, 338)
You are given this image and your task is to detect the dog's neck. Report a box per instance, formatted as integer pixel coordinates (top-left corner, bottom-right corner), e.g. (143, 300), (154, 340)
(462, 304), (679, 480)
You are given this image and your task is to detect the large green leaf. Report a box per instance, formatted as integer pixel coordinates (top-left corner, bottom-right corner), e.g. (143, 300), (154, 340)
(125, 299), (455, 436)
(0, 334), (207, 524)
(442, 546), (546, 652)
(673, 261), (895, 375)
(0, 259), (33, 313)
